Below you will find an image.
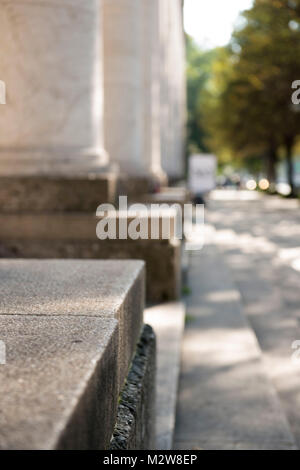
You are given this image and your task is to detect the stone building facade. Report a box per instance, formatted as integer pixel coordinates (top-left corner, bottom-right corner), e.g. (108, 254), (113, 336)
(0, 0), (187, 303)
(0, 0), (186, 450)
(0, 0), (186, 181)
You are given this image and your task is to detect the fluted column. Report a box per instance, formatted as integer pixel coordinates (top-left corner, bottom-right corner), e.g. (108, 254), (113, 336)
(0, 0), (108, 175)
(159, 0), (172, 179)
(161, 0), (186, 181)
(142, 0), (166, 183)
(103, 0), (145, 176)
(103, 0), (165, 183)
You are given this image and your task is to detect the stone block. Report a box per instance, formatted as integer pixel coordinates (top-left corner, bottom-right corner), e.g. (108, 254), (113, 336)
(116, 175), (155, 200)
(137, 187), (191, 209)
(0, 314), (119, 449)
(0, 259), (145, 391)
(0, 211), (182, 303)
(0, 172), (117, 213)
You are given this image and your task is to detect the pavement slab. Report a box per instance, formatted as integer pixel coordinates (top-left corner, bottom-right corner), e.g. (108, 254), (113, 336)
(208, 192), (300, 447)
(174, 230), (296, 450)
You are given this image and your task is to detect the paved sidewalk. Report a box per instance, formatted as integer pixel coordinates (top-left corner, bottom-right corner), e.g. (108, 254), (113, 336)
(174, 227), (296, 450)
(208, 192), (300, 447)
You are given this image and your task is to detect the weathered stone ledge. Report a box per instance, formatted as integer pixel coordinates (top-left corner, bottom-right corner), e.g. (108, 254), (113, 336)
(0, 210), (182, 302)
(0, 173), (117, 212)
(0, 259), (145, 449)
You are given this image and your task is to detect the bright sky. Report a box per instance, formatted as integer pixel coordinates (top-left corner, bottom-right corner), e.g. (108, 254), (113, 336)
(184, 0), (254, 49)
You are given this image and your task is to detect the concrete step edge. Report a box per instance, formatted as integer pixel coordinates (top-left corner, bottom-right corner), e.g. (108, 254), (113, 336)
(145, 301), (186, 450)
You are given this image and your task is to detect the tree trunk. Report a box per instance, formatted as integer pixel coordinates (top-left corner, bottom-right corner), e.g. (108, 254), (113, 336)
(285, 136), (296, 197)
(265, 143), (277, 185)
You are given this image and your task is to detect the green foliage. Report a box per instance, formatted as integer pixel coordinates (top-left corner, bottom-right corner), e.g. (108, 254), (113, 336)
(185, 35), (217, 154)
(181, 285), (192, 296)
(186, 0), (300, 188)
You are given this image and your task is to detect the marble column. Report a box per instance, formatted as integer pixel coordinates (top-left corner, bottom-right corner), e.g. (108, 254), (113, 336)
(0, 0), (108, 175)
(142, 0), (166, 183)
(103, 0), (144, 176)
(159, 0), (172, 180)
(103, 0), (165, 184)
(161, 0), (186, 181)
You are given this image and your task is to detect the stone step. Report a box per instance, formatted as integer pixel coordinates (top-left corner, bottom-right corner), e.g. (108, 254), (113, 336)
(174, 243), (297, 450)
(0, 173), (117, 212)
(145, 301), (185, 449)
(137, 187), (191, 208)
(0, 208), (182, 303)
(0, 259), (145, 449)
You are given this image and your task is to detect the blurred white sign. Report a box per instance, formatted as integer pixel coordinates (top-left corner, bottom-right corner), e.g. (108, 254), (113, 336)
(188, 154), (217, 194)
(0, 81), (6, 104)
(0, 340), (6, 365)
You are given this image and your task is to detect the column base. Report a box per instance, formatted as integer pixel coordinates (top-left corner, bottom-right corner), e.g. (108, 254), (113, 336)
(0, 170), (117, 212)
(116, 171), (168, 201)
(0, 211), (182, 303)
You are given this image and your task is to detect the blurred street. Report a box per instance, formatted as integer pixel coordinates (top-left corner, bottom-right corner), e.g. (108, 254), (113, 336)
(175, 190), (300, 450)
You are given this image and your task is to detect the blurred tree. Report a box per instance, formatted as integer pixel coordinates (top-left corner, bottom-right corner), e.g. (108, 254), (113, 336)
(201, 0), (300, 193)
(185, 35), (216, 154)
(237, 0), (300, 193)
